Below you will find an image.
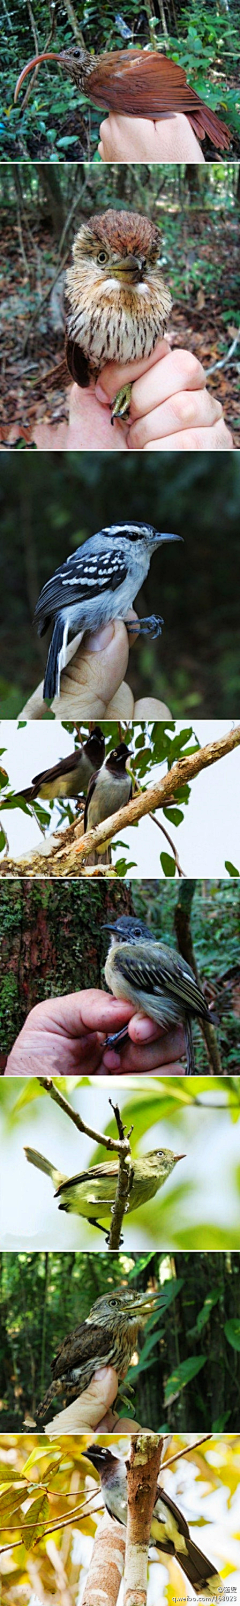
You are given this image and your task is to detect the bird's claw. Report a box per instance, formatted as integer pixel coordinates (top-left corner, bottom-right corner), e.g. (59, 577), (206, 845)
(111, 382), (132, 424)
(127, 614), (163, 639)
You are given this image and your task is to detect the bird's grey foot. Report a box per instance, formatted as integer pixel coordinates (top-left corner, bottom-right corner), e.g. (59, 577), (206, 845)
(126, 614), (163, 639)
(104, 1026), (129, 1050)
(111, 383), (132, 424)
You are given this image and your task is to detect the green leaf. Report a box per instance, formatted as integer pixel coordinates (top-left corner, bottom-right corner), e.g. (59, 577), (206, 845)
(160, 852), (176, 876)
(163, 807), (184, 825)
(225, 860), (239, 876)
(224, 1318), (240, 1351)
(0, 828), (6, 850)
(23, 1492), (49, 1549)
(164, 1355), (206, 1404)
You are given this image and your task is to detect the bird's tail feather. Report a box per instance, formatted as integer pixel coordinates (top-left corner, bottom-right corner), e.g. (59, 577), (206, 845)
(180, 1541), (221, 1596)
(43, 617), (66, 701)
(24, 1146), (63, 1190)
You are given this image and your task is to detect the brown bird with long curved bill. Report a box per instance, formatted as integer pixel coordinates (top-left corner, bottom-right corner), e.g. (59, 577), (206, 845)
(14, 45), (231, 151)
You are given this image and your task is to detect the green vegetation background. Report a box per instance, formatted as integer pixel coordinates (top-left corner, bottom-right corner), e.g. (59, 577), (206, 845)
(1, 453), (240, 716)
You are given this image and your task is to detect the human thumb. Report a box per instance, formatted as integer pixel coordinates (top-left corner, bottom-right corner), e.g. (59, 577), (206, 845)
(44, 1367), (119, 1436)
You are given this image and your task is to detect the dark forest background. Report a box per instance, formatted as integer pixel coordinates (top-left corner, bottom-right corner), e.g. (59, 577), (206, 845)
(0, 162), (239, 446)
(0, 453), (240, 716)
(0, 1249), (239, 1431)
(1, 0), (239, 160)
(0, 878), (239, 1068)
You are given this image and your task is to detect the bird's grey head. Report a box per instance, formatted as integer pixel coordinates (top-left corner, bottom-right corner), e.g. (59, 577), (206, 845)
(100, 523), (181, 550)
(103, 914), (153, 946)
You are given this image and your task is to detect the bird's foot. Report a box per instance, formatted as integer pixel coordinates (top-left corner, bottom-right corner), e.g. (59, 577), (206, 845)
(104, 1025), (129, 1050)
(111, 383), (132, 424)
(127, 614), (164, 639)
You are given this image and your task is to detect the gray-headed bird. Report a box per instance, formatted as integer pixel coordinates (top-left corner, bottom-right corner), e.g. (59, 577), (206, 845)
(104, 914), (212, 1072)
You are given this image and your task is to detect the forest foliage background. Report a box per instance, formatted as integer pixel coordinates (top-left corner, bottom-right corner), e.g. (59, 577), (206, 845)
(1, 0), (240, 160)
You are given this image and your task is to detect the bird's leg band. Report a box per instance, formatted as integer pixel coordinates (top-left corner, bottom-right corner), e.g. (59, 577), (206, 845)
(111, 383), (132, 424)
(126, 614), (164, 639)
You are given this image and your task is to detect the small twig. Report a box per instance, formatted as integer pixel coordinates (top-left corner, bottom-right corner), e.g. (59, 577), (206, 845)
(132, 772), (186, 876)
(37, 1077), (131, 1157)
(206, 333), (239, 376)
(108, 1100), (134, 1252)
(149, 809), (185, 876)
(163, 1433), (212, 1469)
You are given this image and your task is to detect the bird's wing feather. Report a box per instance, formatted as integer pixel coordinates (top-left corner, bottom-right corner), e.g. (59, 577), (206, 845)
(35, 548), (128, 621)
(31, 751), (79, 787)
(56, 1161), (119, 1197)
(89, 49), (230, 147)
(52, 1320), (114, 1375)
(117, 944), (208, 1018)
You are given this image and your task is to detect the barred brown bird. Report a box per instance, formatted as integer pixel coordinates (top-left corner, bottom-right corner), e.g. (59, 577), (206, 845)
(64, 209), (171, 418)
(14, 46), (231, 151)
(35, 1286), (162, 1426)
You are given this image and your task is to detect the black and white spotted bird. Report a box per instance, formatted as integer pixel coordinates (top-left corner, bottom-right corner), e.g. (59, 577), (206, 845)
(83, 1446), (221, 1597)
(34, 522), (181, 702)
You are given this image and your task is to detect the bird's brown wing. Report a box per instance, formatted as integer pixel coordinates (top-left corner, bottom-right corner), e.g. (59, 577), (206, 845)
(65, 334), (91, 388)
(52, 1319), (113, 1377)
(89, 49), (230, 149)
(55, 1161), (119, 1198)
(31, 750), (80, 788)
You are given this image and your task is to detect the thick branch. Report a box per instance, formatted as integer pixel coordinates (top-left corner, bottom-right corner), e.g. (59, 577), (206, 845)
(76, 724), (240, 862)
(2, 724), (239, 877)
(82, 1511), (125, 1606)
(124, 1435), (163, 1606)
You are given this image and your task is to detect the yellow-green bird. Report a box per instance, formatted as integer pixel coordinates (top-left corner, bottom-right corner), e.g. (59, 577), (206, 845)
(24, 1144), (185, 1234)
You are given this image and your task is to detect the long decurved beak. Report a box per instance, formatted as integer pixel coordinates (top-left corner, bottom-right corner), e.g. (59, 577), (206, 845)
(14, 51), (63, 103)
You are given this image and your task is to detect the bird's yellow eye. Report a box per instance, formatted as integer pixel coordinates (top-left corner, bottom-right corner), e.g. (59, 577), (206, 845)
(97, 250), (109, 264)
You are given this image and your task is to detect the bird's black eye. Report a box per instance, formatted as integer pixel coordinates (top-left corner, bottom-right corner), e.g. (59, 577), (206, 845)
(97, 250), (109, 264)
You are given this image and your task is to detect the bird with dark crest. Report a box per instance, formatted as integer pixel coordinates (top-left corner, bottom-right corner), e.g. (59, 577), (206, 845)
(14, 45), (231, 152)
(83, 1445), (222, 1597)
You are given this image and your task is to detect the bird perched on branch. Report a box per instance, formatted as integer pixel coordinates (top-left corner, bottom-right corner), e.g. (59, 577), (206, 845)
(84, 740), (132, 864)
(83, 1446), (221, 1597)
(24, 1142), (184, 1234)
(14, 45), (231, 151)
(18, 725), (105, 803)
(35, 1285), (162, 1425)
(104, 914), (212, 1072)
(34, 523), (180, 703)
(64, 209), (172, 422)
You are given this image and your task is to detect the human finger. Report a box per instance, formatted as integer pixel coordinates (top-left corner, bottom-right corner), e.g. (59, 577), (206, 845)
(128, 385), (223, 449)
(95, 340), (170, 408)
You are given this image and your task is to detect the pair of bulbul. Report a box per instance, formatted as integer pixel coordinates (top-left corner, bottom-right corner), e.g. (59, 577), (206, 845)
(20, 725), (133, 861)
